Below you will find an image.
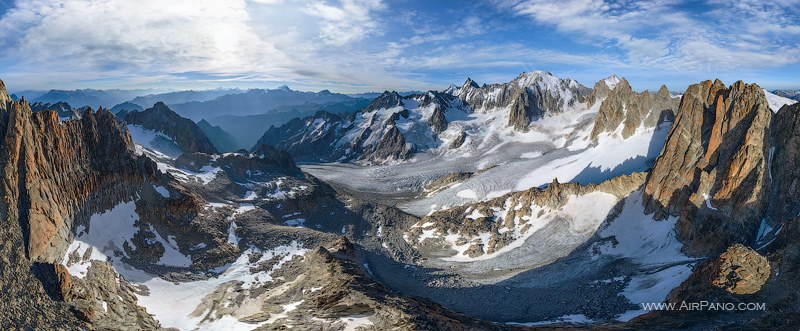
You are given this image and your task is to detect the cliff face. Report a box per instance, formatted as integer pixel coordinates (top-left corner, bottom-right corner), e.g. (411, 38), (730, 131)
(643, 80), (773, 254)
(0, 86), (157, 327)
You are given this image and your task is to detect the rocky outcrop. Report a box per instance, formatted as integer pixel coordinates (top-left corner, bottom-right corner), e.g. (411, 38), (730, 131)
(429, 107), (447, 133)
(22, 107), (157, 263)
(363, 91), (403, 113)
(643, 80), (773, 254)
(225, 237), (510, 330)
(369, 124), (413, 162)
(507, 89), (532, 131)
(590, 78), (678, 139)
(30, 101), (81, 120)
(711, 244), (770, 294)
(587, 75), (618, 106)
(125, 102), (218, 154)
(763, 102), (800, 224)
(0, 79), (10, 107)
(449, 131), (467, 149)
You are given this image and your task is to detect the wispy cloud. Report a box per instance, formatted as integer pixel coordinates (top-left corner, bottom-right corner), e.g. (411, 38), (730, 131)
(494, 0), (800, 72)
(303, 0), (386, 46)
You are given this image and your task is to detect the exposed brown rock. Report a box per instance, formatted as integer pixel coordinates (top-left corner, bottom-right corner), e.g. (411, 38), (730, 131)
(0, 79), (11, 110)
(643, 80), (773, 254)
(587, 77), (614, 106)
(22, 107), (157, 263)
(711, 244), (770, 295)
(0, 99), (155, 328)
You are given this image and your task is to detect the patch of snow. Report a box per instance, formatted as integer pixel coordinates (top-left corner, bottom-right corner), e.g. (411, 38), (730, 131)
(507, 314), (593, 326)
(60, 200), (140, 278)
(227, 221), (239, 246)
(127, 125), (182, 158)
(153, 185), (170, 198)
(338, 314), (374, 331)
(242, 190), (258, 201)
(285, 218), (306, 227)
(702, 193), (718, 210)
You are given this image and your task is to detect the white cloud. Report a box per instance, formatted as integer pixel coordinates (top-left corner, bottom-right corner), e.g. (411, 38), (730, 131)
(0, 0), (284, 74)
(303, 0), (386, 46)
(495, 0), (800, 71)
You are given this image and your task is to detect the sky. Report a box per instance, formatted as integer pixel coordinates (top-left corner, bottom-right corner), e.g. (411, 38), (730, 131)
(0, 0), (798, 93)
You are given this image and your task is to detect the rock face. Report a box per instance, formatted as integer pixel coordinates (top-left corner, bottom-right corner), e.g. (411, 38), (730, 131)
(507, 89), (532, 131)
(0, 97), (157, 328)
(764, 102), (800, 223)
(0, 79), (10, 107)
(643, 80), (773, 254)
(590, 79), (678, 139)
(587, 75), (619, 106)
(124, 102), (218, 154)
(19, 107), (156, 263)
(711, 244), (770, 295)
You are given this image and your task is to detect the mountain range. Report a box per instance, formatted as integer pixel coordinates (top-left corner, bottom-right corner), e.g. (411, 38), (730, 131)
(2, 70), (800, 330)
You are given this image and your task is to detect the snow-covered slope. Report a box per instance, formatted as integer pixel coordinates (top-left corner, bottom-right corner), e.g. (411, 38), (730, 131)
(764, 89), (797, 112)
(303, 73), (675, 216)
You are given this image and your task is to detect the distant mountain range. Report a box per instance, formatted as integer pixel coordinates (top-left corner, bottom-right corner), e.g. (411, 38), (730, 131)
(128, 88), (243, 108)
(205, 98), (371, 148)
(17, 88), (155, 109)
(167, 85), (359, 121)
(772, 89), (800, 101)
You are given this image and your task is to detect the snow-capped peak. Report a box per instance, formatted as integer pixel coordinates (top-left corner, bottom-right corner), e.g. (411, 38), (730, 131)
(277, 85), (291, 91)
(603, 75), (622, 90)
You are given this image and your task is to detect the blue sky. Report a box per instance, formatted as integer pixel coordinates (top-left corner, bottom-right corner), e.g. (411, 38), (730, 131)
(0, 0), (798, 93)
